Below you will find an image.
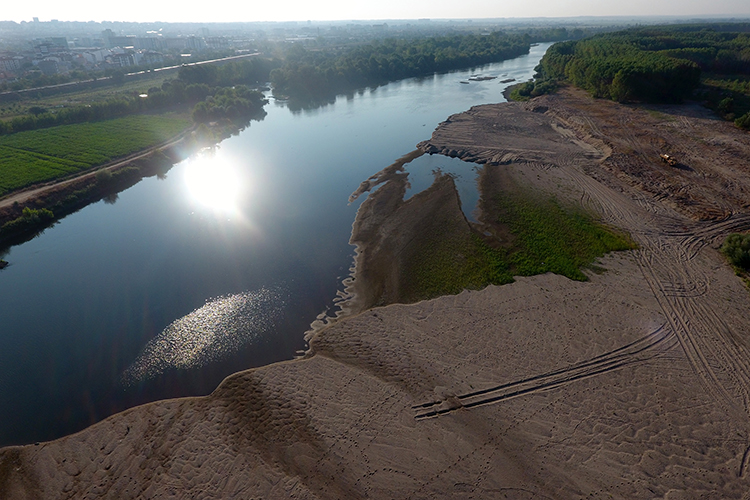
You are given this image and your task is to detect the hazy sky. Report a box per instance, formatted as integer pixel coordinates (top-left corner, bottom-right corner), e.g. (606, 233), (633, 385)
(5, 0), (750, 24)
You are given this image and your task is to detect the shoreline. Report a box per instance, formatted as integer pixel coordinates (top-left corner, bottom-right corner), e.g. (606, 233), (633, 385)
(306, 148), (427, 340)
(5, 90), (750, 498)
(0, 115), (264, 250)
(0, 134), (192, 248)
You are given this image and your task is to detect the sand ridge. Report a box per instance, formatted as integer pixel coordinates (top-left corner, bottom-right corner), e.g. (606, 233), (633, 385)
(4, 88), (750, 498)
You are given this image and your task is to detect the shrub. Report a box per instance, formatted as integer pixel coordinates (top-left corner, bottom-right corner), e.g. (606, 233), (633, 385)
(1, 206), (55, 234)
(735, 112), (750, 129)
(95, 169), (113, 185)
(721, 233), (750, 270)
(508, 80), (558, 101)
(718, 97), (734, 114)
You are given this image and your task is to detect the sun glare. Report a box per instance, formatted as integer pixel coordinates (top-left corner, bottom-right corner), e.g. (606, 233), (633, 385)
(183, 155), (245, 214)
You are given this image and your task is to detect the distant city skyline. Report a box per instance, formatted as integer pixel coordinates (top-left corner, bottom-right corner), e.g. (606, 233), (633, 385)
(4, 0), (750, 24)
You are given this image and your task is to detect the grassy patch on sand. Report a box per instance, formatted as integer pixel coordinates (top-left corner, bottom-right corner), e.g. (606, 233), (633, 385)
(400, 212), (513, 302)
(400, 178), (635, 302)
(0, 114), (189, 196)
(494, 188), (636, 281)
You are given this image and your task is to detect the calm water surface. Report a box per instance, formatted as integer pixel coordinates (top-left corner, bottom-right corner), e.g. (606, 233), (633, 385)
(0, 43), (552, 446)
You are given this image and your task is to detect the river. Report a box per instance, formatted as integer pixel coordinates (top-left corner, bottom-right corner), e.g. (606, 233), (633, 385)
(0, 43), (552, 446)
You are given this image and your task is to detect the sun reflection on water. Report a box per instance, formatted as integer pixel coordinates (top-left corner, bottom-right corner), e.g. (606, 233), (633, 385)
(183, 152), (247, 214)
(121, 288), (284, 385)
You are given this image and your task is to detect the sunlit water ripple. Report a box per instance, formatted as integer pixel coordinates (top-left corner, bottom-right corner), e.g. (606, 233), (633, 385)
(122, 287), (285, 385)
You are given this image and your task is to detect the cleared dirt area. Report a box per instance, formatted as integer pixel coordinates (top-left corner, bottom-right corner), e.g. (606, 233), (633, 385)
(4, 87), (750, 499)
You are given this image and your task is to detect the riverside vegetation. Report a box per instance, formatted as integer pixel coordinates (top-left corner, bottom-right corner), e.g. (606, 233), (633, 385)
(511, 24), (750, 129)
(0, 31), (583, 244)
(0, 58), (273, 198)
(0, 58), (274, 135)
(0, 115), (190, 195)
(0, 59), (271, 243)
(402, 175), (635, 302)
(268, 29), (588, 108)
(270, 33), (531, 106)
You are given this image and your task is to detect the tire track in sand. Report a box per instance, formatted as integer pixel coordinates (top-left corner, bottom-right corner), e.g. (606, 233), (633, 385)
(633, 248), (746, 420)
(413, 324), (675, 419)
(561, 160), (750, 422)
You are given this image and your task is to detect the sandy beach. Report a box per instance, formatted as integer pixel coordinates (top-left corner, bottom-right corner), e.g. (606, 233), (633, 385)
(5, 87), (750, 498)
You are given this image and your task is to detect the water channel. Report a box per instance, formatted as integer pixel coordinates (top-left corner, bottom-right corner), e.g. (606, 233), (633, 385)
(0, 43), (552, 446)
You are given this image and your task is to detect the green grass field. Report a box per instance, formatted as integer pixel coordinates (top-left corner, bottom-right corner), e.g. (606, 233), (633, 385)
(0, 114), (190, 196)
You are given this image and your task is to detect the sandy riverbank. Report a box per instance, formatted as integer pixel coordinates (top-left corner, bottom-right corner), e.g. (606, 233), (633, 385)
(5, 88), (750, 498)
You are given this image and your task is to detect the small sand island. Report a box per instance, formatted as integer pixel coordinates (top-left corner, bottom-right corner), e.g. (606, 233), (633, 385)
(5, 87), (750, 498)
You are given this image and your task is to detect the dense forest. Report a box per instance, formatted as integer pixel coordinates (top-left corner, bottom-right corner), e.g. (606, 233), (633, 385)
(523, 25), (750, 126)
(270, 32), (532, 105)
(0, 58), (275, 135)
(534, 30), (705, 102)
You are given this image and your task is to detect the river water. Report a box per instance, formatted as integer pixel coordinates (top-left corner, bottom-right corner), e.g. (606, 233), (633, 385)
(0, 43), (552, 446)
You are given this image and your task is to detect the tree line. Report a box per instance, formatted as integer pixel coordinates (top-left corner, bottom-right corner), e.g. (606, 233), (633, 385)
(530, 25), (750, 126)
(535, 26), (750, 102)
(270, 32), (532, 104)
(0, 58), (275, 135)
(534, 31), (703, 103)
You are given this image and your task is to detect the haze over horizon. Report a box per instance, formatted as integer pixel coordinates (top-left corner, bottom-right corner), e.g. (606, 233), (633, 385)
(3, 0), (750, 25)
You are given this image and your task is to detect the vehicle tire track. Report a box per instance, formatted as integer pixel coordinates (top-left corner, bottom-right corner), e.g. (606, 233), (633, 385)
(414, 324), (675, 419)
(685, 298), (750, 413)
(635, 221), (750, 421)
(559, 155), (750, 422)
(633, 249), (744, 418)
(681, 213), (750, 260)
